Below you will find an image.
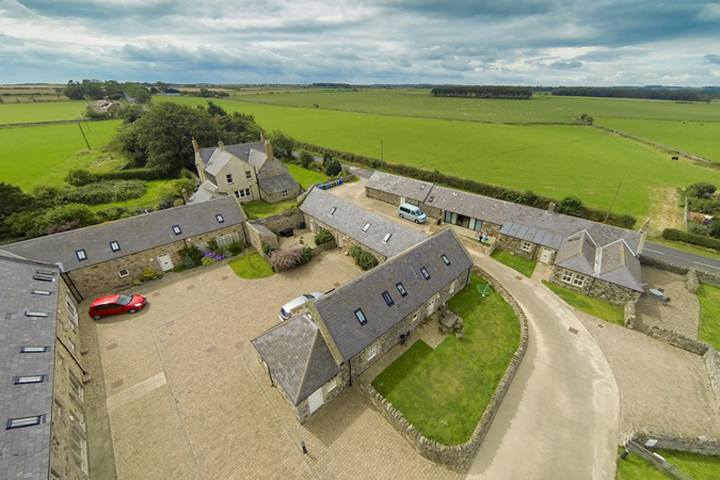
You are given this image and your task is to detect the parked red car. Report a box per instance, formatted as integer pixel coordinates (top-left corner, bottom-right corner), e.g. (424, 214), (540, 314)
(89, 294), (146, 320)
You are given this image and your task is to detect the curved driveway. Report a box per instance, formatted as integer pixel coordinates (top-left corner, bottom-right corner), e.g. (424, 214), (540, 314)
(466, 254), (620, 480)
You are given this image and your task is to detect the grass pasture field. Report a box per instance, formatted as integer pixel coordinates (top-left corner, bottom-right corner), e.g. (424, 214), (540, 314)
(157, 96), (720, 218)
(0, 120), (121, 189)
(0, 100), (89, 124)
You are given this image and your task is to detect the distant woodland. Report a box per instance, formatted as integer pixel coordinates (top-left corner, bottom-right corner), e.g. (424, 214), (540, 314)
(431, 85), (533, 99)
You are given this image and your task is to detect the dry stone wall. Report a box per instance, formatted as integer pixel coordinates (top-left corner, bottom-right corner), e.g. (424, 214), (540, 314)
(633, 433), (720, 456)
(256, 208), (304, 234)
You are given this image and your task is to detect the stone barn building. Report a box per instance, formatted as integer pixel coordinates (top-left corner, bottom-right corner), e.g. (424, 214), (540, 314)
(252, 228), (473, 423)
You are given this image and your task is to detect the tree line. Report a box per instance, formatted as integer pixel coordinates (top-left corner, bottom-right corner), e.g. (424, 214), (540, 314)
(431, 85), (533, 99)
(551, 86), (716, 102)
(63, 79), (154, 103)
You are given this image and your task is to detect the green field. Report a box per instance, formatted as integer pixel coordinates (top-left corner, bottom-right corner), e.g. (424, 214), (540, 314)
(0, 121), (121, 189)
(157, 96), (720, 218)
(0, 100), (89, 125)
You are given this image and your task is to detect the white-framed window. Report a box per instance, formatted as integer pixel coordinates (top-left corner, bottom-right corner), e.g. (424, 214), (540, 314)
(68, 339), (75, 352)
(572, 274), (587, 287)
(366, 344), (377, 361)
(327, 377), (338, 392)
(561, 270), (587, 288)
(521, 241), (532, 252)
(449, 280), (456, 294)
(69, 373), (84, 401)
(118, 269), (130, 278)
(234, 188), (251, 198)
(226, 174), (233, 184)
(66, 300), (78, 327)
(561, 270), (574, 283)
(216, 233), (240, 248)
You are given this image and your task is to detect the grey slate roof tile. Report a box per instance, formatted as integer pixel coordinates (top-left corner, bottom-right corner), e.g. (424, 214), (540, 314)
(366, 171), (434, 203)
(258, 173), (299, 195)
(2, 196), (246, 272)
(500, 221), (565, 250)
(314, 228), (473, 362)
(199, 142), (267, 167)
(251, 315), (339, 405)
(300, 188), (427, 259)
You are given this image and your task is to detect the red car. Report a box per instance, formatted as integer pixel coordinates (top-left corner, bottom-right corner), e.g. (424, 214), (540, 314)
(89, 294), (146, 320)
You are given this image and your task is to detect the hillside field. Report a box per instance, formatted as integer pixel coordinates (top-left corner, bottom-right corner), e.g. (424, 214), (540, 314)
(0, 121), (121, 189)
(159, 96), (720, 218)
(0, 100), (90, 125)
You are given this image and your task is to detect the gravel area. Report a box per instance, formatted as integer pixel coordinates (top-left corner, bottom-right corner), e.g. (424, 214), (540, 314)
(575, 309), (720, 441)
(635, 266), (700, 339)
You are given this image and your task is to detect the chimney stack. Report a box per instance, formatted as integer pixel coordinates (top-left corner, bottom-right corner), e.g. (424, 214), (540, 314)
(264, 139), (274, 160)
(217, 140), (225, 151)
(636, 218), (650, 255)
(547, 202), (556, 214)
(181, 188), (189, 205)
(191, 137), (199, 153)
(260, 132), (265, 142)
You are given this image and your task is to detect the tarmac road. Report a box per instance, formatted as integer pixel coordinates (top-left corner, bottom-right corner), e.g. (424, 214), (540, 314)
(643, 242), (720, 272)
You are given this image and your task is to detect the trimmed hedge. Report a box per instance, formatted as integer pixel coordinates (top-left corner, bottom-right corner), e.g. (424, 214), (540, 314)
(350, 245), (379, 271)
(95, 168), (166, 181)
(662, 228), (720, 251)
(297, 141), (637, 229)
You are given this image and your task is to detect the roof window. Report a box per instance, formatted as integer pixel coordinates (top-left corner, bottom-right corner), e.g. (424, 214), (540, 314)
(172, 225), (182, 235)
(14, 375), (47, 385)
(354, 308), (367, 326)
(330, 207), (336, 215)
(382, 291), (394, 306)
(75, 249), (87, 261)
(20, 346), (49, 353)
(6, 415), (44, 430)
(441, 254), (451, 266)
(35, 270), (56, 276)
(428, 196), (434, 203)
(382, 233), (392, 243)
(453, 192), (458, 196)
(216, 214), (224, 223)
(420, 267), (431, 280)
(362, 223), (370, 233)
(25, 311), (49, 318)
(396, 282), (407, 297)
(110, 241), (121, 252)
(32, 275), (55, 282)
(31, 290), (52, 296)
(420, 184), (426, 190)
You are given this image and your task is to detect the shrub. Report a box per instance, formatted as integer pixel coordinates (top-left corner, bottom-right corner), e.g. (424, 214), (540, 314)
(299, 151), (314, 168)
(65, 169), (99, 186)
(226, 241), (243, 256)
(95, 168), (164, 182)
(178, 245), (203, 267)
(207, 238), (220, 253)
(325, 158), (343, 176)
(688, 223), (709, 236)
(687, 182), (717, 198)
(63, 180), (147, 205)
(204, 250), (225, 262)
(350, 245), (378, 271)
(202, 257), (217, 266)
(269, 250), (302, 270)
(314, 228), (334, 245)
(557, 196), (583, 216)
(143, 267), (162, 280)
(298, 246), (313, 265)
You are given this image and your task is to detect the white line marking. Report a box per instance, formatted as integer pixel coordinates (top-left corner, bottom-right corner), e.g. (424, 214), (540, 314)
(643, 248), (664, 255)
(693, 261), (720, 270)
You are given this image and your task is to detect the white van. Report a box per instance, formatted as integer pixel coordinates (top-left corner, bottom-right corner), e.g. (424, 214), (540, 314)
(398, 203), (427, 224)
(279, 291), (325, 321)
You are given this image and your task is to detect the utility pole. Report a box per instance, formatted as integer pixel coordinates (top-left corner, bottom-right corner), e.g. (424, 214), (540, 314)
(603, 181), (623, 223)
(77, 122), (91, 150)
(380, 140), (383, 170)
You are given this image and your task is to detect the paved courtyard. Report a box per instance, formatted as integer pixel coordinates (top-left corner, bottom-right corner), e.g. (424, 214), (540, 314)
(92, 252), (462, 480)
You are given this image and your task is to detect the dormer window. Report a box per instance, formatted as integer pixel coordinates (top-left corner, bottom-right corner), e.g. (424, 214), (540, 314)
(441, 254), (451, 266)
(382, 233), (391, 243)
(382, 291), (394, 306)
(172, 225), (182, 235)
(354, 308), (367, 325)
(428, 196), (434, 203)
(75, 249), (87, 261)
(35, 270), (56, 276)
(420, 267), (430, 280)
(20, 347), (48, 353)
(420, 184), (426, 190)
(32, 275), (54, 282)
(362, 223), (370, 233)
(110, 241), (121, 252)
(215, 214), (224, 223)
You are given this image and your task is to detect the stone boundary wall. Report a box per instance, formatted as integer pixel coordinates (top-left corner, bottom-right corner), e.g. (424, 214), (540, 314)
(644, 326), (710, 356)
(359, 265), (529, 471)
(633, 433), (720, 457)
(639, 255), (690, 275)
(624, 301), (637, 329)
(244, 222), (278, 262)
(256, 208), (304, 235)
(705, 347), (720, 413)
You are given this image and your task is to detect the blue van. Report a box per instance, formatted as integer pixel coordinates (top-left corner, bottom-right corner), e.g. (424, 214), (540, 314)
(398, 203), (427, 224)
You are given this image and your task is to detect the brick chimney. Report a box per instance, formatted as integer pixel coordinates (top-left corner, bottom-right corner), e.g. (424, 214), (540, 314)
(264, 139), (274, 160)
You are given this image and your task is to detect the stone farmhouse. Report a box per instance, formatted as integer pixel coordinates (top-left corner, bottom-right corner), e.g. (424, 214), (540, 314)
(252, 228), (474, 423)
(190, 137), (302, 205)
(0, 254), (89, 480)
(366, 171), (646, 306)
(2, 197), (247, 301)
(300, 187), (428, 262)
(90, 99), (122, 114)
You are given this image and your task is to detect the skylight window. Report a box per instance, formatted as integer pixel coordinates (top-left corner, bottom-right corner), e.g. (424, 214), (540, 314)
(382, 233), (392, 243)
(25, 311), (49, 318)
(362, 223), (370, 233)
(75, 249), (87, 261)
(330, 207), (336, 215)
(31, 290), (52, 296)
(32, 275), (55, 282)
(6, 415), (44, 430)
(110, 241), (121, 252)
(35, 270), (56, 276)
(420, 267), (431, 280)
(441, 254), (451, 266)
(14, 375), (47, 385)
(420, 184), (426, 190)
(354, 308), (367, 325)
(428, 196), (434, 203)
(20, 347), (49, 353)
(382, 291), (394, 306)
(172, 225), (182, 235)
(396, 282), (407, 297)
(215, 214), (224, 223)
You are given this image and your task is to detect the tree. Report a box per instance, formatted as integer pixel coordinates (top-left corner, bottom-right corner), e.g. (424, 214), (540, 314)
(199, 87), (212, 98)
(216, 112), (263, 145)
(269, 130), (295, 158)
(323, 152), (333, 170)
(687, 182), (717, 198)
(557, 196), (583, 216)
(65, 169), (98, 187)
(117, 105), (145, 123)
(709, 220), (720, 239)
(518, 190), (538, 206)
(124, 83), (151, 104)
(0, 183), (36, 218)
(82, 79), (105, 100)
(326, 158), (342, 176)
(35, 204), (96, 234)
(155, 81), (168, 93)
(63, 80), (85, 100)
(206, 100), (227, 116)
(299, 151), (314, 168)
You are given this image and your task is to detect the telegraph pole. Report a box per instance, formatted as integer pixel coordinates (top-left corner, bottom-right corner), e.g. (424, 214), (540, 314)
(380, 140), (383, 170)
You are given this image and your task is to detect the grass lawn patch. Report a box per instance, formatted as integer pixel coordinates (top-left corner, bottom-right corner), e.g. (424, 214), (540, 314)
(88, 181), (174, 212)
(543, 280), (625, 326)
(282, 161), (330, 189)
(243, 198), (297, 218)
(616, 446), (720, 480)
(490, 249), (536, 277)
(371, 274), (520, 445)
(697, 283), (720, 350)
(228, 252), (273, 279)
(0, 100), (89, 124)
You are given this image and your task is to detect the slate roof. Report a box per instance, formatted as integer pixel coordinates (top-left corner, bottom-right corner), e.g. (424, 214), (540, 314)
(251, 315), (340, 405)
(258, 173), (299, 195)
(3, 196), (246, 272)
(0, 255), (59, 479)
(426, 185), (642, 251)
(198, 142), (267, 167)
(187, 180), (222, 204)
(204, 150), (236, 177)
(300, 188), (427, 259)
(556, 231), (644, 291)
(314, 228), (473, 362)
(365, 171), (434, 203)
(499, 221), (565, 250)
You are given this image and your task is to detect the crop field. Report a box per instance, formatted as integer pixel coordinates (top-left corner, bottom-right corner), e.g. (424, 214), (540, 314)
(597, 118), (720, 162)
(0, 121), (121, 189)
(157, 96), (720, 218)
(0, 100), (88, 124)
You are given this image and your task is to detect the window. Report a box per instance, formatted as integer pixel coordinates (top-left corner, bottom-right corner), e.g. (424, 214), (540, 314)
(75, 249), (87, 261)
(382, 291), (394, 306)
(354, 308), (367, 326)
(382, 233), (391, 243)
(216, 233), (240, 248)
(172, 225), (182, 235)
(32, 275), (55, 282)
(362, 223), (370, 233)
(428, 196), (434, 203)
(366, 344), (377, 361)
(245, 170), (252, 179)
(31, 290), (52, 296)
(329, 207), (336, 215)
(118, 269), (130, 278)
(67, 300), (78, 326)
(14, 375), (47, 384)
(521, 241), (532, 252)
(441, 254), (451, 266)
(561, 270), (574, 283)
(234, 188), (251, 198)
(327, 377), (338, 392)
(561, 270), (587, 288)
(420, 184), (426, 190)
(450, 281), (456, 294)
(35, 270), (56, 276)
(21, 346), (48, 353)
(215, 214), (224, 223)
(282, 190), (288, 197)
(226, 174), (233, 183)
(25, 311), (49, 318)
(420, 267), (430, 280)
(68, 339), (75, 352)
(396, 282), (407, 297)
(6, 415), (43, 429)
(110, 241), (121, 252)
(572, 274), (586, 287)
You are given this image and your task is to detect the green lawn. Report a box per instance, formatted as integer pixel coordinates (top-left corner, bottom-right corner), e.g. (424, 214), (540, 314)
(0, 100), (89, 124)
(228, 252), (273, 279)
(697, 283), (720, 349)
(156, 96), (720, 218)
(490, 249), (537, 277)
(371, 274), (521, 445)
(242, 198), (297, 218)
(543, 280), (625, 326)
(0, 121), (121, 189)
(282, 161), (330, 188)
(616, 446), (720, 480)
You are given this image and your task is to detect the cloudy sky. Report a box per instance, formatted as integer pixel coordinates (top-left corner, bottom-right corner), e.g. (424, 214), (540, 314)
(1, 0), (719, 86)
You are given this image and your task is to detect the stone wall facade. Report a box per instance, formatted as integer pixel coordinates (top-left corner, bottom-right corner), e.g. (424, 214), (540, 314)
(704, 347), (720, 415)
(624, 301), (637, 329)
(260, 186), (302, 204)
(244, 222), (278, 262)
(359, 265), (529, 470)
(496, 235), (538, 260)
(255, 208), (304, 235)
(66, 224), (246, 300)
(549, 265), (641, 307)
(366, 187), (403, 207)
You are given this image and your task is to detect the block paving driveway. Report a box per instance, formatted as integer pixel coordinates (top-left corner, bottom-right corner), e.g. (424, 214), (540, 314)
(93, 253), (463, 480)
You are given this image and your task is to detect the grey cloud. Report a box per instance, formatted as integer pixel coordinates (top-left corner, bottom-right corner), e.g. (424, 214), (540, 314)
(550, 60), (582, 70)
(16, 0), (181, 19)
(706, 54), (720, 65)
